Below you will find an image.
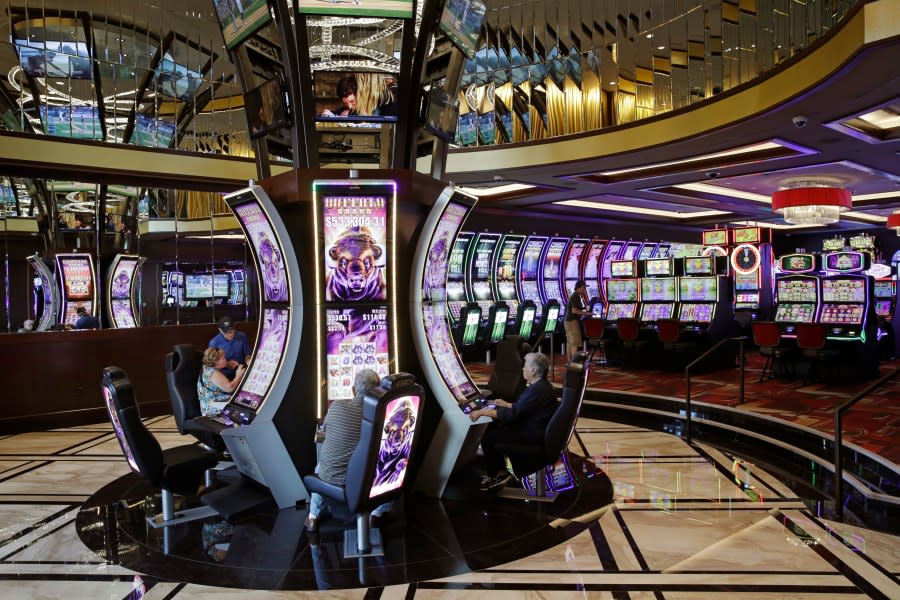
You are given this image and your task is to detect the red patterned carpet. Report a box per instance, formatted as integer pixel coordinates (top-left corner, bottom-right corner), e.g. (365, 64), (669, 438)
(465, 352), (900, 465)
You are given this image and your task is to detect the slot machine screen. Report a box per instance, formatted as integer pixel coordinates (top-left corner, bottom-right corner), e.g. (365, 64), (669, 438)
(461, 309), (481, 346)
(606, 279), (638, 302)
(821, 279), (866, 303)
(369, 394), (421, 499)
(641, 278), (676, 301)
(63, 301), (93, 325)
(640, 303), (675, 322)
(325, 306), (390, 402)
(472, 280), (492, 301)
(679, 303), (714, 323)
(489, 307), (509, 343)
(732, 227), (761, 244)
(518, 305), (536, 338)
(825, 253), (863, 272)
(679, 277), (717, 302)
(423, 201), (468, 302)
(582, 241), (605, 299)
(611, 260), (636, 277)
(448, 232), (472, 283)
(645, 258), (673, 276)
(820, 304), (864, 325)
(233, 200), (289, 303)
(214, 274), (229, 297)
(564, 240), (587, 280)
(875, 300), (892, 317)
(322, 190), (388, 302)
(702, 230), (728, 246)
(519, 237), (546, 281)
(620, 243), (641, 260)
(422, 304), (479, 403)
(542, 239), (567, 294)
(542, 304), (560, 332)
(110, 300), (136, 328)
(873, 280), (895, 299)
(776, 279), (818, 302)
(471, 233), (499, 281)
(495, 235), (523, 301)
(683, 257), (713, 275)
(230, 308), (290, 410)
(110, 259), (138, 300)
(601, 241), (626, 281)
(591, 303), (604, 318)
(520, 281), (542, 310)
(606, 303), (637, 321)
(59, 256), (94, 299)
(774, 303), (817, 323)
(446, 281), (466, 303)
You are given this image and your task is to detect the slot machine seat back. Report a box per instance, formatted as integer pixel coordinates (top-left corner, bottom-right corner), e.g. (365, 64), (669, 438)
(616, 318), (649, 364)
(795, 323), (839, 382)
(751, 321), (794, 381)
(582, 318), (609, 365)
(165, 345), (223, 451)
(303, 374), (426, 558)
(482, 335), (528, 401)
(102, 366), (218, 526)
(495, 353), (589, 497)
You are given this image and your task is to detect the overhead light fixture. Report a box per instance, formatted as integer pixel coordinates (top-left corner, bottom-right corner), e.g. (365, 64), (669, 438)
(771, 184), (852, 225)
(888, 212), (900, 236)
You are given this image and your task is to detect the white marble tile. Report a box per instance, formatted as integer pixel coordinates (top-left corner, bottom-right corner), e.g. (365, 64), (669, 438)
(0, 460), (28, 475)
(664, 593), (868, 599)
(602, 457), (748, 504)
(175, 584), (368, 598)
(0, 580), (135, 600)
(0, 503), (67, 543)
(815, 516), (900, 572)
(0, 459), (129, 496)
(0, 432), (108, 456)
(7, 519), (104, 562)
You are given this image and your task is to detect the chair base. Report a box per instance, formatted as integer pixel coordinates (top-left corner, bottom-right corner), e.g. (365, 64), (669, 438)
(147, 503), (218, 529)
(496, 486), (558, 503)
(343, 527), (383, 558)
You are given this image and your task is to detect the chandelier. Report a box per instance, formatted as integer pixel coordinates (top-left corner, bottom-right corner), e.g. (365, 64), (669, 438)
(888, 212), (900, 236)
(771, 184), (852, 225)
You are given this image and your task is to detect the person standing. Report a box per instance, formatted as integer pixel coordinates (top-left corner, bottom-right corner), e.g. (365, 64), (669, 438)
(208, 316), (252, 379)
(564, 280), (589, 360)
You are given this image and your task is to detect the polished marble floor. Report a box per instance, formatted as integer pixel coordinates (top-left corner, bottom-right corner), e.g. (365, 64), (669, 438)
(2, 415), (900, 598)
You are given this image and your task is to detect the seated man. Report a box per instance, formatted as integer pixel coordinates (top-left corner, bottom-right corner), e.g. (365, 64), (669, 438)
(209, 316), (252, 379)
(306, 368), (382, 532)
(469, 352), (557, 491)
(74, 306), (100, 329)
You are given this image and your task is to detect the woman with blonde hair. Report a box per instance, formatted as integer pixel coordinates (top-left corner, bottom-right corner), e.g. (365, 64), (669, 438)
(197, 347), (245, 416)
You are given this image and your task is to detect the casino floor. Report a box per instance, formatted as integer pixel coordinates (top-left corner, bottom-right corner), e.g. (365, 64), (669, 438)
(2, 411), (899, 598)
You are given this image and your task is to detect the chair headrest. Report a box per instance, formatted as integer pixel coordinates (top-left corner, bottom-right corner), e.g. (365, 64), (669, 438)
(103, 366), (136, 412)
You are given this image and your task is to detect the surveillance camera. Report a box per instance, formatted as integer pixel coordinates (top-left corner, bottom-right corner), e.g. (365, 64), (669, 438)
(792, 115), (808, 128)
(706, 171), (721, 179)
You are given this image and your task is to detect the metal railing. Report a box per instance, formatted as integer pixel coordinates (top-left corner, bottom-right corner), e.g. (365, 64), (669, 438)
(833, 368), (899, 520)
(684, 336), (747, 444)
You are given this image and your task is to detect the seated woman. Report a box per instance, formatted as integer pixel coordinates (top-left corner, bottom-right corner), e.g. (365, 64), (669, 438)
(198, 347), (245, 416)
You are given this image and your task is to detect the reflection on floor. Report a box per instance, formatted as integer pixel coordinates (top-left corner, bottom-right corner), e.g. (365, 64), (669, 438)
(2, 415), (900, 597)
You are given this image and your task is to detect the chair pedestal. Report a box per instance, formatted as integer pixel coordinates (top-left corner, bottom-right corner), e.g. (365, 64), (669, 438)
(149, 489), (218, 529)
(496, 466), (559, 503)
(343, 514), (384, 558)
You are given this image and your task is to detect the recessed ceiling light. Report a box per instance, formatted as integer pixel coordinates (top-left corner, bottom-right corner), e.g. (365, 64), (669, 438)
(556, 199), (728, 219)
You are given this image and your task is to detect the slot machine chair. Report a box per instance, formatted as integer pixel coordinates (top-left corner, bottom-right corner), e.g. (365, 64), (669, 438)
(102, 366), (219, 528)
(657, 319), (698, 369)
(795, 323), (840, 384)
(495, 353), (590, 502)
(582, 318), (610, 366)
(751, 321), (795, 381)
(480, 335), (528, 402)
(616, 318), (650, 366)
(303, 374), (426, 559)
(164, 344), (225, 453)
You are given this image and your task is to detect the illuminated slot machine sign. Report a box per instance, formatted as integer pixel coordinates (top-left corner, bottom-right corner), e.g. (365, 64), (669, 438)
(56, 254), (96, 325)
(774, 279), (819, 323)
(637, 243), (657, 260)
(701, 229), (728, 257)
(820, 279), (866, 325)
(232, 307), (290, 410)
(604, 278), (638, 320)
(600, 241), (626, 298)
(824, 251), (866, 274)
(517, 236), (547, 316)
(446, 232), (474, 325)
(581, 240), (607, 301)
(822, 236), (845, 252)
(541, 238), (569, 306)
(873, 280), (895, 317)
(620, 241), (642, 261)
(678, 277), (717, 323)
(369, 393), (422, 499)
(731, 226), (761, 245)
(318, 181), (394, 405)
(467, 233), (501, 318)
(493, 235), (524, 318)
(731, 243), (763, 310)
(562, 238), (588, 297)
(107, 255), (141, 328)
(640, 277), (677, 322)
(848, 234), (876, 262)
(654, 243), (672, 258)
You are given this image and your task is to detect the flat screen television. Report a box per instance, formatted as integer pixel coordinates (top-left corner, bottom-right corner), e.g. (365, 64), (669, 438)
(40, 106), (103, 140)
(679, 276), (717, 302)
(212, 0), (272, 50)
(232, 201), (289, 303)
(153, 59), (202, 101)
(776, 278), (818, 302)
(645, 258), (673, 276)
(14, 39), (92, 78)
(245, 77), (290, 138)
(424, 83), (460, 142)
(130, 114), (176, 148)
(298, 0), (414, 18)
(641, 278), (676, 301)
(184, 273), (230, 299)
(821, 278), (866, 303)
(233, 307), (289, 410)
(313, 71), (398, 123)
(325, 306), (390, 402)
(438, 0), (487, 59)
(320, 184), (390, 302)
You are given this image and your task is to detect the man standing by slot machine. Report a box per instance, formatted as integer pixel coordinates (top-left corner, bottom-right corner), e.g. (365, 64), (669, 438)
(209, 316), (251, 379)
(74, 306), (100, 330)
(564, 280), (589, 360)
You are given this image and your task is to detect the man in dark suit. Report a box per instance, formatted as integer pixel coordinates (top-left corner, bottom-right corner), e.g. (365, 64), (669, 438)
(469, 352), (557, 491)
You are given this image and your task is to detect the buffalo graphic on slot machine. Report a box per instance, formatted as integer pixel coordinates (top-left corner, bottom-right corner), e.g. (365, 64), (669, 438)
(325, 226), (387, 302)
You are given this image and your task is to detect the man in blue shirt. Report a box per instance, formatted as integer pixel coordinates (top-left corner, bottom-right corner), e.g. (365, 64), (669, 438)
(74, 306), (100, 330)
(209, 316), (252, 379)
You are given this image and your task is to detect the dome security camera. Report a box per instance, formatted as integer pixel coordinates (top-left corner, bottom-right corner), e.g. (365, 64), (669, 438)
(792, 115), (808, 128)
(706, 171), (721, 179)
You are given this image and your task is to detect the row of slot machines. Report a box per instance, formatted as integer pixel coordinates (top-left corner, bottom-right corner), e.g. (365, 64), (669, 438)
(445, 232), (675, 332)
(595, 254), (735, 339)
(773, 251), (889, 342)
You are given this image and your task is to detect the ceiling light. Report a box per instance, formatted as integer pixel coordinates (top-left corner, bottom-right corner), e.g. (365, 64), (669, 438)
(555, 199), (728, 219)
(456, 183), (535, 197)
(771, 186), (851, 225)
(888, 212), (900, 236)
(597, 141), (790, 177)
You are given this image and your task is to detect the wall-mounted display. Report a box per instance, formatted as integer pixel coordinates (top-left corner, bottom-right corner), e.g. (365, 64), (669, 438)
(314, 71), (398, 123)
(212, 0), (272, 49)
(298, 0), (414, 18)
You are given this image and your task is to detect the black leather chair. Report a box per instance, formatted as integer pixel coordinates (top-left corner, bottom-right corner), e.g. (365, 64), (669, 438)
(481, 335), (528, 401)
(165, 344), (225, 451)
(303, 373), (426, 558)
(102, 366), (218, 528)
(495, 352), (590, 502)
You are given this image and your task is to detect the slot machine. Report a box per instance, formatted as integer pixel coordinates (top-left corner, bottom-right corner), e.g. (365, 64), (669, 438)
(581, 239), (607, 307)
(729, 226), (773, 322)
(539, 237), (570, 330)
(652, 243), (672, 258)
(562, 238), (589, 301)
(873, 279), (896, 320)
(492, 234), (525, 327)
(676, 255), (734, 342)
(516, 235), (547, 327)
(464, 232), (501, 325)
(105, 254), (144, 328)
(446, 231), (473, 328)
(26, 254), (59, 331)
(701, 229), (729, 258)
(56, 253), (97, 326)
(773, 253), (821, 336)
(637, 243), (657, 260)
(818, 251), (875, 342)
(639, 257), (678, 327)
(598, 240), (626, 304)
(619, 241), (643, 261)
(604, 260), (640, 324)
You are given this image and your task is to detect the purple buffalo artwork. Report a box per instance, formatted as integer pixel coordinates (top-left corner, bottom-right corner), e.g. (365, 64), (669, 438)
(370, 395), (420, 498)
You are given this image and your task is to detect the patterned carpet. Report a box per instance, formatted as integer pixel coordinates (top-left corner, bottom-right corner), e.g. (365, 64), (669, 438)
(466, 351), (900, 465)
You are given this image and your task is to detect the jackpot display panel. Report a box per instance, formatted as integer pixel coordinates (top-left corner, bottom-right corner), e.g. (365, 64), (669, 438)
(56, 253), (97, 326)
(106, 254), (143, 328)
(465, 232), (501, 321)
(640, 258), (677, 323)
(492, 235), (524, 320)
(517, 236), (548, 318)
(581, 240), (607, 302)
(540, 237), (570, 312)
(562, 238), (589, 298)
(313, 180), (397, 406)
(447, 231), (474, 325)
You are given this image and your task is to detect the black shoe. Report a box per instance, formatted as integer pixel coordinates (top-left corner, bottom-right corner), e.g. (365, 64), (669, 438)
(480, 472), (513, 492)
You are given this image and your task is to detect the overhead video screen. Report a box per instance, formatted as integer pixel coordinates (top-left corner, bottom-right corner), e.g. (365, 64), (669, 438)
(645, 258), (673, 276)
(153, 59), (202, 101)
(825, 252), (863, 273)
(314, 71), (398, 123)
(438, 0), (487, 59)
(130, 115), (176, 148)
(40, 106), (103, 140)
(15, 39), (92, 78)
(298, 0), (414, 18)
(326, 306), (390, 402)
(212, 0), (272, 49)
(233, 307), (289, 410)
(683, 256), (714, 275)
(232, 201), (289, 303)
(322, 191), (389, 303)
